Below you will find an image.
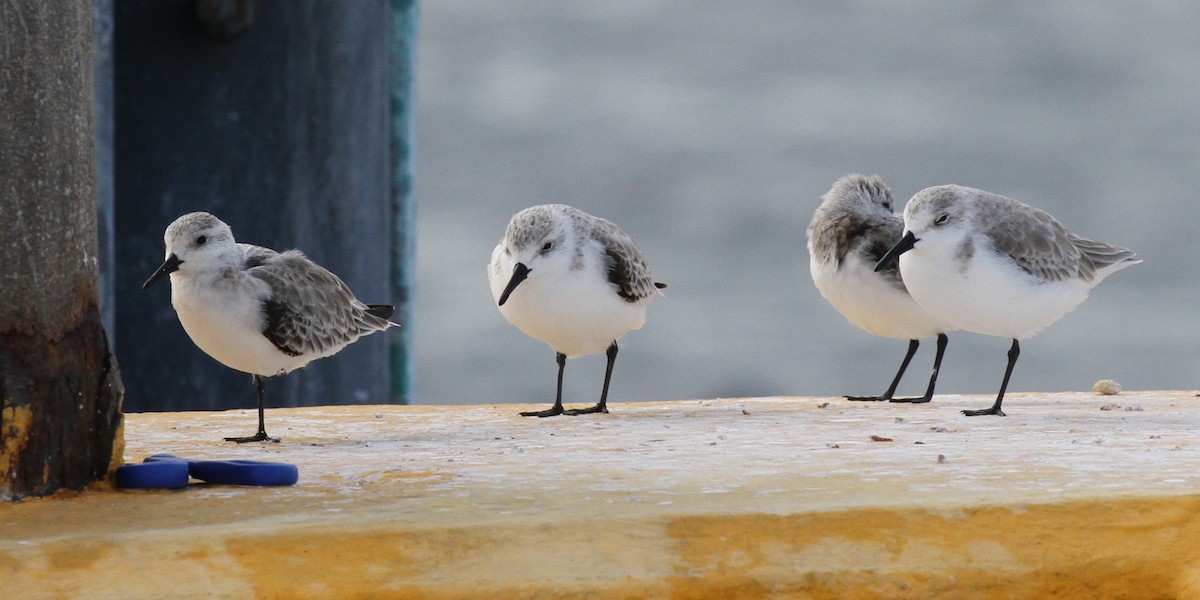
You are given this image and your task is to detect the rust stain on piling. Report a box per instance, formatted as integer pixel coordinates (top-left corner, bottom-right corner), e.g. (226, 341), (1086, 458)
(0, 405), (33, 495)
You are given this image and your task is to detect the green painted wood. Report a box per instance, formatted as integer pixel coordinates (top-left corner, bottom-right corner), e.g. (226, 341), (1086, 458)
(389, 0), (417, 403)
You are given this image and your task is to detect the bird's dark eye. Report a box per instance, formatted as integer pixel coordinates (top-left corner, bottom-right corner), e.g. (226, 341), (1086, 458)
(934, 214), (949, 225)
(541, 241), (553, 252)
(196, 235), (208, 245)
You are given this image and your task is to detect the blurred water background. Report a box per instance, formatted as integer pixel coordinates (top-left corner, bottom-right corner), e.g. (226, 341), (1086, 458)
(413, 2), (1198, 406)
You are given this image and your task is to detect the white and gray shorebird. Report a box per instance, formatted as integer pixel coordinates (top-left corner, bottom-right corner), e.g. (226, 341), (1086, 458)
(876, 185), (1140, 416)
(488, 204), (666, 417)
(143, 212), (398, 442)
(808, 174), (953, 403)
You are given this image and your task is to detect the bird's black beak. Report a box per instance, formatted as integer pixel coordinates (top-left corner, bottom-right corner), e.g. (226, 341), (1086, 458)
(875, 231), (917, 272)
(497, 262), (530, 306)
(143, 253), (183, 289)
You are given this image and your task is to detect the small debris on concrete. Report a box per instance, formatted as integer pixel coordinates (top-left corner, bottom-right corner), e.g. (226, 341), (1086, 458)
(741, 409), (751, 416)
(1099, 403), (1143, 412)
(937, 454), (947, 464)
(825, 443), (840, 449)
(1093, 379), (1122, 395)
(870, 435), (893, 442)
(817, 402), (830, 409)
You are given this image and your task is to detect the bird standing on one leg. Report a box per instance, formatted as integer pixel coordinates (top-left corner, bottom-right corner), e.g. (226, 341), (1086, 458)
(808, 174), (954, 404)
(144, 212), (398, 442)
(488, 204), (665, 417)
(876, 185), (1140, 416)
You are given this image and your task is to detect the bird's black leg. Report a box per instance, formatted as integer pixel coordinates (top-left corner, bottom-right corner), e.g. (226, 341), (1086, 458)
(520, 353), (567, 417)
(225, 375), (280, 443)
(962, 338), (1018, 417)
(847, 339), (919, 402)
(567, 342), (616, 415)
(892, 333), (948, 403)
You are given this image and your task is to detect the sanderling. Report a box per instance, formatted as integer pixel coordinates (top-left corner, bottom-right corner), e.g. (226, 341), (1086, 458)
(876, 185), (1141, 416)
(808, 174), (952, 403)
(144, 212), (398, 442)
(488, 204), (666, 417)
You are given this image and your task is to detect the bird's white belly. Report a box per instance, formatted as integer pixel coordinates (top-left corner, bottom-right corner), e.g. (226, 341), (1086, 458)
(900, 249), (1091, 339)
(811, 254), (945, 340)
(171, 273), (309, 376)
(499, 269), (650, 358)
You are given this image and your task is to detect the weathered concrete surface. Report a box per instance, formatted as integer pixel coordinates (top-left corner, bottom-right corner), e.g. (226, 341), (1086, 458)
(3, 391), (1200, 598)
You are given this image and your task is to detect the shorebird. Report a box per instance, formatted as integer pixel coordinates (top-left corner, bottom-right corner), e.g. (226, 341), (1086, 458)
(877, 185), (1140, 416)
(488, 204), (666, 417)
(144, 212), (397, 441)
(808, 174), (953, 403)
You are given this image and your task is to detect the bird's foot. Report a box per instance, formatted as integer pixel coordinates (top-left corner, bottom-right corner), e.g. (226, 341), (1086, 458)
(224, 432), (280, 443)
(519, 406), (565, 418)
(890, 395), (933, 404)
(564, 404), (608, 416)
(845, 395), (888, 402)
(961, 407), (1006, 417)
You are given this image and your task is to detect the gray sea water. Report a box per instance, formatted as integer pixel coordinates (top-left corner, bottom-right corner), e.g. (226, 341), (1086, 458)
(413, 2), (1199, 406)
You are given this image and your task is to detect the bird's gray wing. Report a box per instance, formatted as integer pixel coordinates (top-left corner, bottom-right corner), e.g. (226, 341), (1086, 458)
(981, 198), (1093, 282)
(810, 208), (908, 291)
(854, 214), (907, 290)
(591, 219), (661, 302)
(249, 250), (391, 357)
(239, 243), (279, 269)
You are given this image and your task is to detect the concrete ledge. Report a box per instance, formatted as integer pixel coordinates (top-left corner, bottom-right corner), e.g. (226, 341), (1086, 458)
(3, 391), (1200, 598)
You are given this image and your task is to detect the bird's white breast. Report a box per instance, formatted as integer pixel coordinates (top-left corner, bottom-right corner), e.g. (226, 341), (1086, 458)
(899, 235), (1093, 339)
(170, 269), (311, 376)
(491, 244), (652, 358)
(810, 253), (946, 340)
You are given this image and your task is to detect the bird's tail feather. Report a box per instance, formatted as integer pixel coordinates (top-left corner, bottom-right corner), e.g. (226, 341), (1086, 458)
(1071, 234), (1141, 282)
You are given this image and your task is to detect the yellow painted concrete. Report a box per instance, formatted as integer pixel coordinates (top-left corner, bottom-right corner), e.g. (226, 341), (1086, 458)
(3, 391), (1200, 598)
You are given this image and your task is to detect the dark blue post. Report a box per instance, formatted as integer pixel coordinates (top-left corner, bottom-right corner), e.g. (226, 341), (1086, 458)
(111, 0), (414, 411)
(94, 0), (115, 339)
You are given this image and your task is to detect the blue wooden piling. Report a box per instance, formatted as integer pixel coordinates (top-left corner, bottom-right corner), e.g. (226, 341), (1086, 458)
(110, 1), (414, 410)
